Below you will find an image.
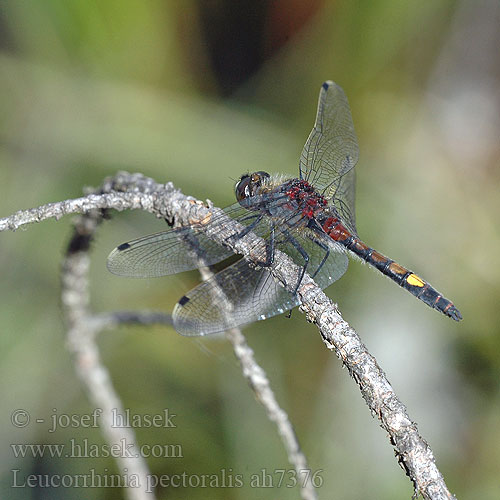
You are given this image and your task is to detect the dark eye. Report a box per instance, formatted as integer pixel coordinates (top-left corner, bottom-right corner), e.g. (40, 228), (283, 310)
(235, 171), (270, 203)
(235, 175), (251, 202)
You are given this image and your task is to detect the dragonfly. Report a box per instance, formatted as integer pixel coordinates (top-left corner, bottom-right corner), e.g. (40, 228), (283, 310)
(107, 81), (462, 335)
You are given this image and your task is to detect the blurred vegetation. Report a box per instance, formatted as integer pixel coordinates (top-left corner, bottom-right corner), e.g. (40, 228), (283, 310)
(1, 1), (499, 499)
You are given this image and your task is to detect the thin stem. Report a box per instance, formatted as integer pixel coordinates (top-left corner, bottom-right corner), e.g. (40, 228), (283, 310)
(61, 213), (155, 500)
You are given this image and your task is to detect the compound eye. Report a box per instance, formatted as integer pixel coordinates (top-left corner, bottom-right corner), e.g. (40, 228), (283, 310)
(235, 175), (251, 202)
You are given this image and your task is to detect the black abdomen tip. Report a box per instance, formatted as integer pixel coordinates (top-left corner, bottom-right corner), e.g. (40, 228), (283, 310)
(117, 242), (131, 251)
(447, 306), (463, 321)
(178, 295), (190, 306)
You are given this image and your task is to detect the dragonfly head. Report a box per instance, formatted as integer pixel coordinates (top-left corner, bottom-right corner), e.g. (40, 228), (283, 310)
(235, 171), (270, 205)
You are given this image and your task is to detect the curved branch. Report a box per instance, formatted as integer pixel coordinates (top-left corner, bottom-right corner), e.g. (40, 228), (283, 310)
(61, 211), (155, 500)
(94, 311), (174, 329)
(192, 265), (317, 500)
(59, 173), (316, 500)
(1, 171), (456, 499)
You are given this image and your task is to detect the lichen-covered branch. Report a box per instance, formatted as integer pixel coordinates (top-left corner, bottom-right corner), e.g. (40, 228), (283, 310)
(61, 210), (155, 500)
(193, 265), (316, 500)
(1, 171), (455, 499)
(59, 173), (316, 500)
(224, 327), (317, 500)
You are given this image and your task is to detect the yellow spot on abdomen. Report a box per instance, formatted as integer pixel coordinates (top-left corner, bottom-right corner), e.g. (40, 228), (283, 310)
(406, 274), (425, 287)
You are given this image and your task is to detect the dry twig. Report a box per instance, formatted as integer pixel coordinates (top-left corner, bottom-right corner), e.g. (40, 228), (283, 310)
(0, 172), (456, 500)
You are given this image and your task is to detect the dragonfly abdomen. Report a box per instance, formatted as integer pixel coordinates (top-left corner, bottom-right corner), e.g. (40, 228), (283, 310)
(321, 217), (462, 321)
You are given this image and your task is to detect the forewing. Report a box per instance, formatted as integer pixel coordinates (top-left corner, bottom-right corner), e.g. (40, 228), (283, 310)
(107, 203), (266, 278)
(299, 81), (359, 233)
(330, 168), (357, 235)
(106, 228), (234, 278)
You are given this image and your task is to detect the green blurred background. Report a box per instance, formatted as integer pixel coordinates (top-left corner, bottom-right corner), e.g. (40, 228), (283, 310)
(1, 1), (499, 498)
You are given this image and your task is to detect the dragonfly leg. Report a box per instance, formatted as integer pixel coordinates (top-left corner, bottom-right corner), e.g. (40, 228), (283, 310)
(229, 213), (263, 241)
(239, 213), (261, 224)
(229, 214), (276, 267)
(308, 236), (330, 279)
(281, 228), (309, 294)
(306, 218), (330, 279)
(263, 222), (275, 266)
(244, 221), (275, 267)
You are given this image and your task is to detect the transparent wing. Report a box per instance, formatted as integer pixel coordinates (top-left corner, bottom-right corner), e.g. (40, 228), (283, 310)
(106, 203), (266, 278)
(172, 261), (288, 336)
(173, 228), (349, 336)
(299, 81), (359, 234)
(106, 228), (233, 278)
(331, 168), (357, 235)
